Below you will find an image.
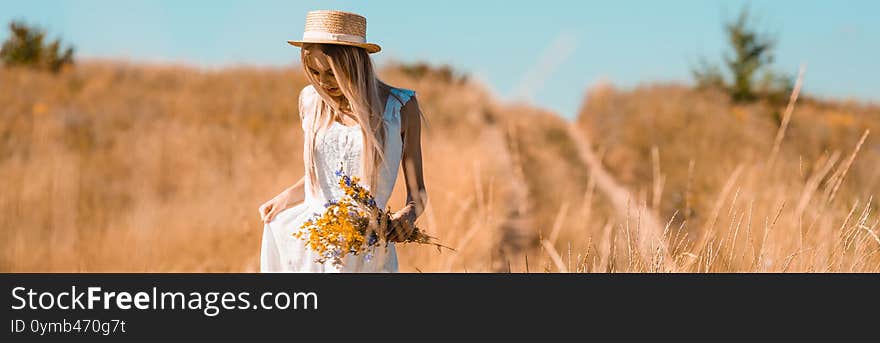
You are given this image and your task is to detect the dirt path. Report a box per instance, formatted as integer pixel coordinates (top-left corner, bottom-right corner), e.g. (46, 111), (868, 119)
(566, 123), (675, 271)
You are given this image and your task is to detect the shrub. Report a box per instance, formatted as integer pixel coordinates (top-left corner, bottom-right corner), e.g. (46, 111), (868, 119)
(394, 61), (468, 85)
(1, 20), (74, 73)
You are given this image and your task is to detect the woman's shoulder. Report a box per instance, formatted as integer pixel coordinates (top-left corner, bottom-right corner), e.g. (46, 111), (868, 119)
(386, 85), (416, 106)
(298, 85), (320, 114)
(386, 85), (421, 131)
(297, 85), (319, 128)
(300, 84), (318, 102)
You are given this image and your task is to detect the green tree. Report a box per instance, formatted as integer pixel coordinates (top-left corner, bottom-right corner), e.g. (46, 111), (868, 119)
(724, 9), (775, 102)
(692, 8), (789, 103)
(1, 20), (74, 73)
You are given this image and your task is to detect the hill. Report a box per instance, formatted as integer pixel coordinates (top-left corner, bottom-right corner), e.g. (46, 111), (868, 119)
(1, 61), (878, 272)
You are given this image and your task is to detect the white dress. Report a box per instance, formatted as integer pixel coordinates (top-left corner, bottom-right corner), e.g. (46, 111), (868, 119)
(260, 85), (415, 273)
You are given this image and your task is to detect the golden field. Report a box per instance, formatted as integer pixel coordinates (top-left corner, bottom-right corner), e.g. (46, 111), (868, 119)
(1, 61), (879, 272)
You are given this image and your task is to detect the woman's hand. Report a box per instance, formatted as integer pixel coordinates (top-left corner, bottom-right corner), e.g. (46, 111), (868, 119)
(386, 206), (417, 242)
(259, 189), (297, 224)
(260, 177), (306, 224)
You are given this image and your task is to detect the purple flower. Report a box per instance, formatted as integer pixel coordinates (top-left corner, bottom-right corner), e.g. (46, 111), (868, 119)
(335, 169), (343, 177)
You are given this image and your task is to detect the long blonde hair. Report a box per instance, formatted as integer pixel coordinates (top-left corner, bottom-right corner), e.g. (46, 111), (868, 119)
(301, 43), (387, 198)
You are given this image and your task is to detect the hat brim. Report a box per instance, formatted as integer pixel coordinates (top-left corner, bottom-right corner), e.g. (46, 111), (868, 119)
(288, 40), (381, 54)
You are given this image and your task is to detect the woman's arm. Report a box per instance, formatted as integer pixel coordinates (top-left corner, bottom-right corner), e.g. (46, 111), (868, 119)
(259, 175), (306, 223)
(280, 175), (307, 204)
(260, 86), (314, 224)
(390, 95), (428, 233)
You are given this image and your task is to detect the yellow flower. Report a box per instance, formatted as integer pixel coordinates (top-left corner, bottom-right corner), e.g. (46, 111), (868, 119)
(294, 169), (442, 266)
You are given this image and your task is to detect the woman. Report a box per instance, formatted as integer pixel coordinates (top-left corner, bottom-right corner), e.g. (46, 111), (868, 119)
(258, 10), (427, 272)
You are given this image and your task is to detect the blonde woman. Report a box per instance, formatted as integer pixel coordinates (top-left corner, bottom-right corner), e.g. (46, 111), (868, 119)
(258, 10), (427, 272)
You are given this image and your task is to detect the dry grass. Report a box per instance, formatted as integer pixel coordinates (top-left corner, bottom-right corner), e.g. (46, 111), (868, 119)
(1, 60), (878, 272)
(577, 74), (880, 272)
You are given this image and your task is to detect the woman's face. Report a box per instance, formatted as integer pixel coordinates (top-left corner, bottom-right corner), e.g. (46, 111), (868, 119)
(304, 47), (344, 98)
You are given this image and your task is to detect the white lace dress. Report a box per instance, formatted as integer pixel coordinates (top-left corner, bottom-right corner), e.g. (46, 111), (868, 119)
(260, 85), (415, 273)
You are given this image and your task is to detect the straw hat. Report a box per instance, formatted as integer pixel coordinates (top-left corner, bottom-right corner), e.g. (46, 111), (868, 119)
(287, 10), (381, 54)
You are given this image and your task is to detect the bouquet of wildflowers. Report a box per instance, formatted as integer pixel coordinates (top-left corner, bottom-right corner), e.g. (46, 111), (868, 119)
(294, 168), (446, 267)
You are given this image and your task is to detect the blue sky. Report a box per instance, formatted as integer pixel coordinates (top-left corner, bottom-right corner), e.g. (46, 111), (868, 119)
(2, 0), (878, 119)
